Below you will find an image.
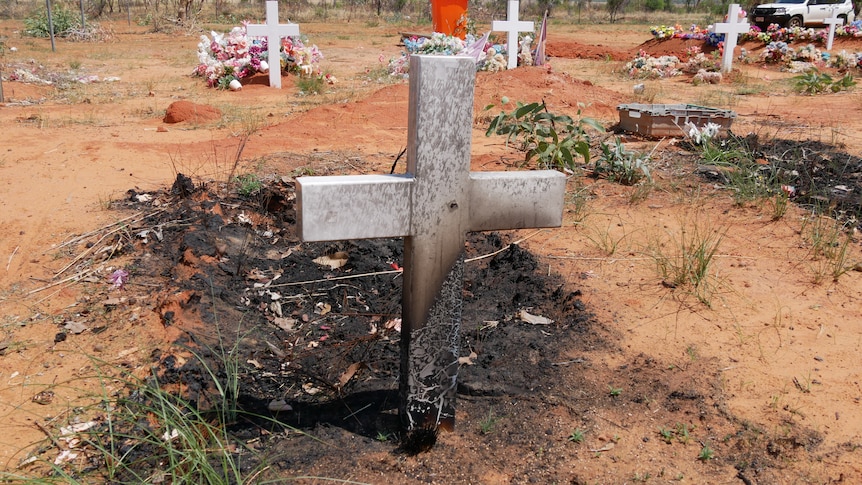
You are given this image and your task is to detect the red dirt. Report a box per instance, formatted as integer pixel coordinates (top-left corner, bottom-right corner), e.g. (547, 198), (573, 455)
(0, 18), (861, 483)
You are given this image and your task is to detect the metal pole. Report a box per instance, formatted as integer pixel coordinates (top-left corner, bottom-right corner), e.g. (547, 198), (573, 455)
(46, 0), (56, 52)
(127, 0), (132, 26)
(80, 0), (85, 30)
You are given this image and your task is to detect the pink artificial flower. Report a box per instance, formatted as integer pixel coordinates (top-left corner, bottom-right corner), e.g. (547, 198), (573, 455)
(110, 269), (129, 290)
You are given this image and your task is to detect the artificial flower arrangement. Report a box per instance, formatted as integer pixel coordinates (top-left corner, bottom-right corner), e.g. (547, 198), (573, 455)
(194, 24), (325, 89)
(640, 19), (862, 75)
(387, 32), (537, 77)
(650, 24), (711, 41)
(624, 50), (682, 79)
(652, 20), (862, 46)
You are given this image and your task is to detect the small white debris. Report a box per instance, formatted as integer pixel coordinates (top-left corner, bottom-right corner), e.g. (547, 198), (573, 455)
(458, 351), (478, 366)
(384, 318), (402, 333)
(302, 382), (321, 395)
(268, 399), (293, 412)
(63, 321), (88, 334)
(518, 309), (553, 325)
(60, 421), (98, 436)
(53, 450), (78, 465)
(313, 252), (349, 270)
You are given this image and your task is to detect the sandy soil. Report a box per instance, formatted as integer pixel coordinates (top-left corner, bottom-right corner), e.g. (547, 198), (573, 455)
(1, 17), (861, 483)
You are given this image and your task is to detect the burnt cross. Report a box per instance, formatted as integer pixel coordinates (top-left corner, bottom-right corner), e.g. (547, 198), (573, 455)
(246, 0), (300, 89)
(296, 55), (566, 434)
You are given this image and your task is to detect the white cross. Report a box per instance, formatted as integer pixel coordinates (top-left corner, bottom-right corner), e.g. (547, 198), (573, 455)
(712, 4), (749, 73)
(296, 55), (565, 434)
(246, 1), (300, 89)
(492, 0), (534, 69)
(824, 10), (843, 51)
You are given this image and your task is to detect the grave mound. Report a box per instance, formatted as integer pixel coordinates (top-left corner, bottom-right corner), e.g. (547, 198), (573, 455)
(163, 100), (222, 124)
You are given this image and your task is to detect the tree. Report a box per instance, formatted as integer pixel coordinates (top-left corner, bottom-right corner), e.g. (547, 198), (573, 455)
(607, 0), (631, 22)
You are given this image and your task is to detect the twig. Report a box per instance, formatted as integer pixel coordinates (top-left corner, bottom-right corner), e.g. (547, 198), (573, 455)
(34, 421), (61, 450)
(389, 147), (407, 174)
(464, 229), (546, 263)
(54, 230), (114, 278)
(551, 358), (586, 366)
(54, 209), (169, 278)
(28, 268), (94, 295)
(268, 270), (403, 288)
(6, 245), (18, 271)
(33, 287), (64, 307)
(55, 210), (147, 250)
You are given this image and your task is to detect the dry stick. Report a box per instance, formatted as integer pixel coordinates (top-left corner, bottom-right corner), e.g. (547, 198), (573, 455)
(269, 270), (403, 288)
(28, 269), (94, 295)
(270, 231), (548, 288)
(464, 229), (546, 263)
(55, 210), (146, 250)
(6, 245), (19, 271)
(54, 209), (168, 278)
(33, 287), (64, 307)
(34, 421), (62, 450)
(54, 230), (114, 278)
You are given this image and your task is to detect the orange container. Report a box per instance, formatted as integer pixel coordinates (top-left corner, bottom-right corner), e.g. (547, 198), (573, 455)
(431, 0), (468, 38)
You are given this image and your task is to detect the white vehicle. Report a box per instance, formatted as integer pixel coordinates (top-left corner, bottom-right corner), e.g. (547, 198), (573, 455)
(751, 0), (855, 29)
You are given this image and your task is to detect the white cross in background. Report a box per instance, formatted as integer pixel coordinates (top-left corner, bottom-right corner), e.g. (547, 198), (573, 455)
(824, 10), (843, 51)
(246, 1), (300, 89)
(296, 55), (566, 434)
(712, 3), (750, 73)
(492, 0), (535, 69)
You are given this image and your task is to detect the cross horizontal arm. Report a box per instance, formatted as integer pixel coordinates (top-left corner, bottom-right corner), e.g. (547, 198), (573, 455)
(296, 174), (413, 241)
(468, 171), (566, 232)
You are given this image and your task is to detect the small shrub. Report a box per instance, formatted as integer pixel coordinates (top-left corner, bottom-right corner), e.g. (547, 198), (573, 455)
(595, 137), (651, 185)
(485, 100), (605, 173)
(568, 428), (586, 443)
(792, 69), (856, 94)
(297, 75), (325, 95)
(234, 173), (261, 196)
(23, 4), (80, 38)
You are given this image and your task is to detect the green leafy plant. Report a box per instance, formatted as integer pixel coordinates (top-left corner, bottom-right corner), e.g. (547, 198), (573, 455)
(568, 428), (586, 443)
(792, 69), (856, 94)
(23, 3), (80, 37)
(297, 75), (325, 95)
(659, 427), (674, 443)
(676, 423), (692, 444)
(595, 137), (651, 185)
(485, 100), (605, 172)
(608, 385), (622, 397)
(376, 431), (391, 442)
(684, 125), (783, 204)
(234, 173), (262, 196)
(479, 408), (499, 434)
(698, 444), (714, 461)
(830, 72), (857, 92)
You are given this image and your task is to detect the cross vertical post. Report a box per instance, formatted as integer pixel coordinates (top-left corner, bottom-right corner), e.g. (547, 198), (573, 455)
(246, 0), (300, 89)
(824, 10), (843, 51)
(492, 0), (534, 69)
(295, 55), (566, 437)
(712, 4), (749, 73)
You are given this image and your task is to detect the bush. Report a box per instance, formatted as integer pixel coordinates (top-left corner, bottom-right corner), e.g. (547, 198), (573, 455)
(23, 3), (81, 38)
